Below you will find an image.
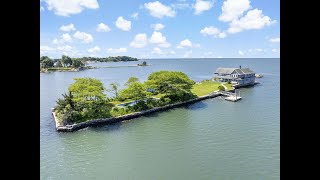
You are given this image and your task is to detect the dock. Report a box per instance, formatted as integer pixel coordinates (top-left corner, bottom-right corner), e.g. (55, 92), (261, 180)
(224, 96), (242, 102)
(219, 89), (242, 102)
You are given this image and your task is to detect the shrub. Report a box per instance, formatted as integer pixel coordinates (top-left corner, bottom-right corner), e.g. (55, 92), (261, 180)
(218, 85), (225, 91)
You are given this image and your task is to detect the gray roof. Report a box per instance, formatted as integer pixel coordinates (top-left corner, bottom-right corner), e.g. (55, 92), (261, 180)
(214, 67), (255, 75)
(214, 68), (237, 74)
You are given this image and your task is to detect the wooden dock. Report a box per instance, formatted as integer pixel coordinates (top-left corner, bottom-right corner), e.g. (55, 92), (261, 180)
(219, 89), (242, 102)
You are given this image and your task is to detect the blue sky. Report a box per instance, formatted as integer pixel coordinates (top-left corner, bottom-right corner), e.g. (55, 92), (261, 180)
(40, 0), (280, 58)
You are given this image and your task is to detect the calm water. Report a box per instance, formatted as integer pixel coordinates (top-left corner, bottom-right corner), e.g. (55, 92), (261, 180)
(40, 58), (280, 180)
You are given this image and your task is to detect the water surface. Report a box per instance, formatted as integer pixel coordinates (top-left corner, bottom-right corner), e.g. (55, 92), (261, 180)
(40, 58), (280, 179)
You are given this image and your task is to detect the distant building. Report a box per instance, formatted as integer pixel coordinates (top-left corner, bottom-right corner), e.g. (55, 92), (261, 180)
(213, 66), (255, 86)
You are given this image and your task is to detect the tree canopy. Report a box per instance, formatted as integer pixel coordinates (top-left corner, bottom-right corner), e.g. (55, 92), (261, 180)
(68, 78), (106, 103)
(120, 82), (146, 102)
(40, 57), (54, 68)
(146, 71), (195, 95)
(61, 55), (72, 67)
(55, 78), (112, 124)
(125, 77), (139, 86)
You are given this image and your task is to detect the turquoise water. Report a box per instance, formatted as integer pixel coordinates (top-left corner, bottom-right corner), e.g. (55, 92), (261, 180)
(40, 58), (280, 179)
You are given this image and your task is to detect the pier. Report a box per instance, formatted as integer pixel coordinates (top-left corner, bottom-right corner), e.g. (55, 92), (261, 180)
(220, 89), (242, 102)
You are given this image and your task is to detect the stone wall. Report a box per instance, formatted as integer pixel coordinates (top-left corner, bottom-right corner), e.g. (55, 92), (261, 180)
(52, 93), (221, 132)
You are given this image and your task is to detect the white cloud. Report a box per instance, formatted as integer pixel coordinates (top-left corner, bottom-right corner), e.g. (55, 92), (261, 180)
(57, 45), (73, 51)
(40, 6), (45, 12)
(149, 31), (170, 47)
(151, 47), (164, 55)
(200, 26), (227, 38)
(59, 24), (76, 32)
(107, 47), (127, 53)
(193, 0), (213, 15)
(180, 39), (192, 47)
(87, 46), (101, 53)
(73, 31), (93, 43)
(183, 50), (192, 58)
(171, 2), (191, 10)
(217, 56), (223, 58)
(158, 42), (171, 48)
(177, 39), (200, 48)
(151, 23), (165, 31)
(40, 45), (55, 55)
(170, 50), (176, 54)
(115, 16), (131, 31)
(272, 48), (280, 53)
(144, 1), (176, 18)
(58, 45), (79, 56)
(130, 33), (148, 48)
(218, 32), (227, 38)
(40, 46), (54, 51)
(62, 33), (72, 42)
(227, 9), (274, 34)
(45, 0), (99, 17)
(131, 12), (139, 19)
(96, 23), (111, 32)
(269, 37), (280, 43)
(219, 0), (251, 22)
(241, 48), (268, 56)
(52, 33), (72, 44)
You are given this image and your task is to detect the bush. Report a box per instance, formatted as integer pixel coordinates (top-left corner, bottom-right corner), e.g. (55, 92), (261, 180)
(218, 85), (225, 91)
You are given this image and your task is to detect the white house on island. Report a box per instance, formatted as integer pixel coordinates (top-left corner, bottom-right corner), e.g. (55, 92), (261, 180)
(213, 66), (256, 87)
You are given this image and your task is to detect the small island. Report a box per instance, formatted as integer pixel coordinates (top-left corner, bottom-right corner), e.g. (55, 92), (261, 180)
(137, 61), (149, 66)
(40, 55), (138, 73)
(52, 67), (259, 132)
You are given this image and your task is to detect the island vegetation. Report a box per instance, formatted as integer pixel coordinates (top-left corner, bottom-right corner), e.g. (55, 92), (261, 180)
(76, 56), (138, 62)
(40, 55), (139, 72)
(137, 61), (148, 66)
(54, 71), (233, 125)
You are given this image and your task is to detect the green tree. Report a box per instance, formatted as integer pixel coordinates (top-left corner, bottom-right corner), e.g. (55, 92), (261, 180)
(61, 55), (72, 67)
(125, 77), (139, 86)
(142, 61), (147, 66)
(120, 82), (146, 102)
(41, 58), (54, 68)
(218, 85), (225, 91)
(146, 71), (195, 95)
(55, 60), (63, 67)
(40, 56), (50, 62)
(71, 59), (84, 68)
(108, 82), (120, 98)
(68, 78), (106, 103)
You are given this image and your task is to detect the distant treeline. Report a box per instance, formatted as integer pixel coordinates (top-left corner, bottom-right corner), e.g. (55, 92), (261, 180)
(68, 56), (139, 62)
(40, 55), (139, 70)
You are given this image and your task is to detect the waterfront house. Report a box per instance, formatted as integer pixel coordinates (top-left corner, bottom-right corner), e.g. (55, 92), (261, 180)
(213, 66), (255, 87)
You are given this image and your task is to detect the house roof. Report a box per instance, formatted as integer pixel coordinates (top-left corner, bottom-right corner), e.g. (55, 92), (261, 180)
(214, 67), (255, 75)
(214, 68), (237, 74)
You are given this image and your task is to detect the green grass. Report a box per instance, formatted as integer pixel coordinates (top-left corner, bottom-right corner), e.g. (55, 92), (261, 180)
(110, 80), (235, 105)
(224, 83), (234, 90)
(191, 80), (234, 97)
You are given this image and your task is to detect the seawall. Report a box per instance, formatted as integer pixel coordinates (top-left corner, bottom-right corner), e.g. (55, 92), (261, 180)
(52, 92), (222, 132)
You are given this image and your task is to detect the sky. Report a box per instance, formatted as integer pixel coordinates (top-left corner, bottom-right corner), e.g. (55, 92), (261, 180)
(40, 0), (280, 59)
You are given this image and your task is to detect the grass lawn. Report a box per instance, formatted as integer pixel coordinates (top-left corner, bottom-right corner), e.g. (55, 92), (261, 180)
(224, 83), (234, 90)
(191, 80), (234, 97)
(110, 80), (235, 105)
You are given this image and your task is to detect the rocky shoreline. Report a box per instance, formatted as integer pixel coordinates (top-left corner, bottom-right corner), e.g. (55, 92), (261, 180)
(40, 66), (96, 73)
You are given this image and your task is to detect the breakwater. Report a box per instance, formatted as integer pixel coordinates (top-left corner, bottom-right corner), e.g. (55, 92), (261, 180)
(52, 92), (222, 132)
